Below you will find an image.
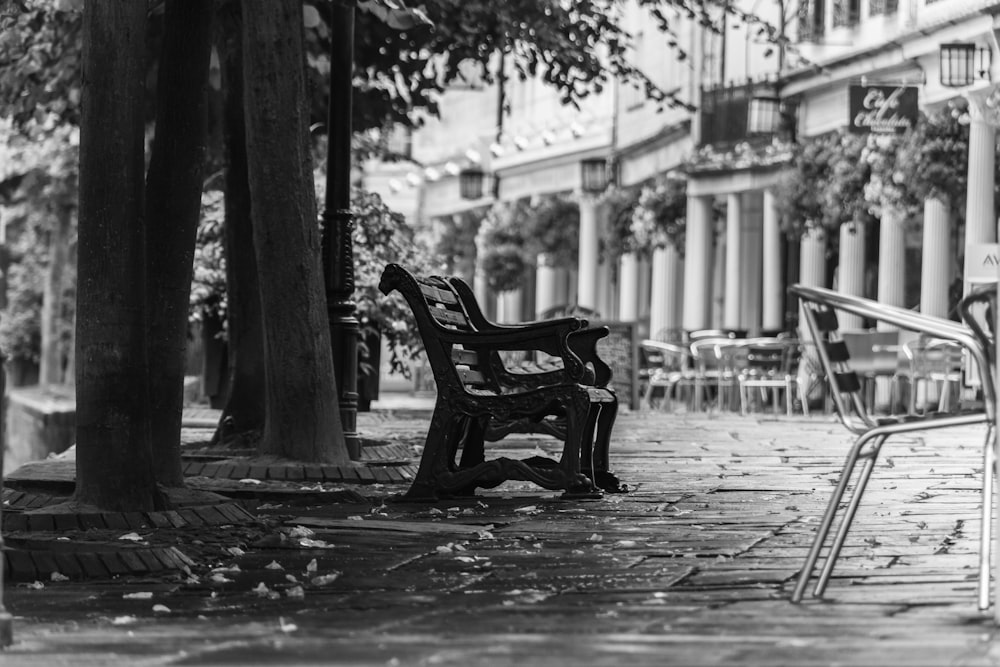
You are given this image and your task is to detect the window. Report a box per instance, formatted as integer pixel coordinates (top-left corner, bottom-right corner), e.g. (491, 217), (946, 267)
(868, 0), (898, 16)
(832, 0), (860, 27)
(798, 0), (826, 42)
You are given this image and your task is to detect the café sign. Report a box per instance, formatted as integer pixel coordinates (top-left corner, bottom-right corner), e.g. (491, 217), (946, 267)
(848, 84), (918, 134)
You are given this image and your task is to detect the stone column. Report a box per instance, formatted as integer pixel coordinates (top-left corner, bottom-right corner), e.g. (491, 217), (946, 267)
(798, 224), (827, 328)
(535, 253), (558, 319)
(876, 205), (906, 326)
(682, 195), (714, 331)
(921, 197), (951, 318)
(762, 189), (783, 332)
(649, 244), (685, 340)
(577, 193), (600, 310)
(497, 289), (523, 324)
(619, 252), (640, 321)
(838, 222), (866, 330)
(724, 192), (743, 330)
(964, 87), (999, 250)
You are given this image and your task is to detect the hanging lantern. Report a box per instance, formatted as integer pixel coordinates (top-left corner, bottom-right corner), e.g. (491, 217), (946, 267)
(580, 158), (608, 193)
(747, 96), (781, 134)
(940, 43), (991, 88)
(459, 167), (485, 200)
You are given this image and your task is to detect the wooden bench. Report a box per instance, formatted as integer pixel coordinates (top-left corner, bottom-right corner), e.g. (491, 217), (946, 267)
(379, 263), (622, 501)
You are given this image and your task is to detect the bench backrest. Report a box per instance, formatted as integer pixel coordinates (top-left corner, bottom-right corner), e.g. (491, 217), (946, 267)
(379, 263), (499, 396)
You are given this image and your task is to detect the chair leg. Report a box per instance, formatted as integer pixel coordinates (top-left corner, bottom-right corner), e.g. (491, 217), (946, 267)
(812, 447), (883, 598)
(980, 425), (995, 611)
(792, 436), (869, 602)
(792, 433), (886, 602)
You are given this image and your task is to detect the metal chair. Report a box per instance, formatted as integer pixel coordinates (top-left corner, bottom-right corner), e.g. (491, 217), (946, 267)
(640, 340), (693, 410)
(897, 336), (966, 415)
(737, 337), (803, 416)
(789, 285), (995, 609)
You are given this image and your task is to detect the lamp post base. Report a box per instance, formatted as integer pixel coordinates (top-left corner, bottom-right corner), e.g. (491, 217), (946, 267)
(0, 610), (12, 648)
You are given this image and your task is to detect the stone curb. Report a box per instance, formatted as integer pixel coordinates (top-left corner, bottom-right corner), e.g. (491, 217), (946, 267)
(1, 495), (257, 532)
(181, 460), (416, 484)
(2, 544), (194, 582)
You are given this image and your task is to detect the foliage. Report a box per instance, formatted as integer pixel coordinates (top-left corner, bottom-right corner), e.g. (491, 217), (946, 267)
(433, 207), (483, 274)
(599, 185), (639, 261)
(476, 199), (532, 293)
(0, 115), (78, 364)
(191, 175), (439, 376)
(686, 139), (794, 174)
(302, 0), (794, 135)
(0, 0), (83, 129)
(894, 108), (969, 217)
(858, 132), (906, 221)
(351, 187), (440, 375)
(190, 188), (227, 327)
(531, 194), (580, 266)
(475, 194), (582, 291)
(774, 131), (838, 237)
(631, 176), (687, 253)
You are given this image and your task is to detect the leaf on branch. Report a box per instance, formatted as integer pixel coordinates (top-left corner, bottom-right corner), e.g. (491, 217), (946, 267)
(358, 0), (432, 31)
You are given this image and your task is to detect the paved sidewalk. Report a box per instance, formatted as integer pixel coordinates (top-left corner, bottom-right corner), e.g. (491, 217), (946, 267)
(3, 406), (1000, 666)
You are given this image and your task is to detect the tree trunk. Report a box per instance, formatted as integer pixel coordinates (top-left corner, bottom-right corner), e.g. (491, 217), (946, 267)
(76, 0), (159, 510)
(39, 204), (72, 386)
(214, 0), (265, 445)
(145, 0), (214, 487)
(241, 0), (348, 463)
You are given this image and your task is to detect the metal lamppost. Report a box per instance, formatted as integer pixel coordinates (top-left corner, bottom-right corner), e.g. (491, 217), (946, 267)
(323, 0), (360, 459)
(0, 352), (11, 647)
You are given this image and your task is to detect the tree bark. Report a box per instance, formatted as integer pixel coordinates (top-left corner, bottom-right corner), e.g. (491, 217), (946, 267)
(145, 0), (214, 487)
(214, 0), (265, 446)
(241, 0), (348, 463)
(76, 0), (159, 510)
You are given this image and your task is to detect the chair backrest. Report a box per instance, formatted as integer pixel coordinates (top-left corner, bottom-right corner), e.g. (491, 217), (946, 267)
(640, 340), (691, 373)
(798, 300), (876, 431)
(742, 339), (788, 376)
(379, 264), (498, 396)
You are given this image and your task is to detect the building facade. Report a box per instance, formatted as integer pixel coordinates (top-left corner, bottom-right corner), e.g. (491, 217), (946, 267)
(365, 0), (1000, 342)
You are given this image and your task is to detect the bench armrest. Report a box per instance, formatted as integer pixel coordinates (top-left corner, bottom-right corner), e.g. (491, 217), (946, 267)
(438, 324), (590, 382)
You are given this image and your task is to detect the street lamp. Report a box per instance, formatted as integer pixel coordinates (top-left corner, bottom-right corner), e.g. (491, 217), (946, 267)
(0, 352), (11, 648)
(747, 96), (781, 135)
(580, 158), (608, 194)
(322, 0), (360, 459)
(459, 167), (485, 200)
(940, 43), (992, 88)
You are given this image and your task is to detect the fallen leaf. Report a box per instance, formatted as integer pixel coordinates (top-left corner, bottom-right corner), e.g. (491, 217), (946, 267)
(311, 573), (340, 586)
(123, 592), (154, 600)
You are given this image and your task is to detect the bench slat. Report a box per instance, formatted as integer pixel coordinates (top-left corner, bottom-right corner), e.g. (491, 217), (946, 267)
(420, 282), (458, 304)
(430, 306), (468, 327)
(452, 348), (479, 365)
(457, 367), (486, 385)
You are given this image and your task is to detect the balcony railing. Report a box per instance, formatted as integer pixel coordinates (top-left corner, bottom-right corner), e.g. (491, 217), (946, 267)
(698, 81), (793, 148)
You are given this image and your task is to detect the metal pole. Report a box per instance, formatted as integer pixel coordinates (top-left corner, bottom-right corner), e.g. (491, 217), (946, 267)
(0, 352), (12, 647)
(323, 0), (360, 459)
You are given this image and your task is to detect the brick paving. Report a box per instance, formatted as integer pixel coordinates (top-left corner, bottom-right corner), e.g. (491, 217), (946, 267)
(3, 406), (1000, 665)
